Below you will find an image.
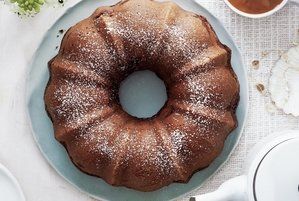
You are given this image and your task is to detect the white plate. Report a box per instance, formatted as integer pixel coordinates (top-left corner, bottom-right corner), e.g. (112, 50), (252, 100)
(0, 163), (25, 201)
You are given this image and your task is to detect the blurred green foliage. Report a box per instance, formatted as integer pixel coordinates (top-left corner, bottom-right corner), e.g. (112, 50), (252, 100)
(10, 0), (45, 13)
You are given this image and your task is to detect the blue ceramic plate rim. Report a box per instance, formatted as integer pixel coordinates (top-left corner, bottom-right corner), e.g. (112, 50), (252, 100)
(26, 0), (249, 200)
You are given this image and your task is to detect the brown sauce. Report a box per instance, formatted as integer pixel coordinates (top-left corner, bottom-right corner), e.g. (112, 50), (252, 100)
(228, 0), (284, 14)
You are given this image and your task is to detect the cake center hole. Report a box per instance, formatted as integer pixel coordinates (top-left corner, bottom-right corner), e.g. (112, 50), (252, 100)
(119, 70), (168, 119)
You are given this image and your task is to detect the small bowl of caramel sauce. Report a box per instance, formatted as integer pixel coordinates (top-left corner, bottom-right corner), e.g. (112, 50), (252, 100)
(224, 0), (292, 18)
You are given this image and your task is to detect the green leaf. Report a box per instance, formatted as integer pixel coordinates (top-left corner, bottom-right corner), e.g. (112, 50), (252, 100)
(10, 0), (44, 14)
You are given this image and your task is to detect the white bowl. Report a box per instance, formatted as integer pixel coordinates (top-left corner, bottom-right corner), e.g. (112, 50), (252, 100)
(224, 0), (289, 19)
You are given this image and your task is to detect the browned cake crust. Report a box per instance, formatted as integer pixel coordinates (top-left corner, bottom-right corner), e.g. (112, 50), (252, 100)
(44, 0), (240, 192)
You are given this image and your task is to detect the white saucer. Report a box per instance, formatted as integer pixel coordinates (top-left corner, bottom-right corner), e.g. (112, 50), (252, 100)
(0, 163), (25, 201)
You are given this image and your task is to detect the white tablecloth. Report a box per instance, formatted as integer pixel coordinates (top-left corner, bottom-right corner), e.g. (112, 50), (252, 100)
(0, 1), (298, 200)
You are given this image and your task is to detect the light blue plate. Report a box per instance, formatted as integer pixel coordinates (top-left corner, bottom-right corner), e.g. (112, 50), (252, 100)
(26, 0), (249, 200)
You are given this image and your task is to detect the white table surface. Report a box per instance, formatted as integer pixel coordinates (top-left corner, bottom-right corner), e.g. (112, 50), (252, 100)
(0, 1), (298, 201)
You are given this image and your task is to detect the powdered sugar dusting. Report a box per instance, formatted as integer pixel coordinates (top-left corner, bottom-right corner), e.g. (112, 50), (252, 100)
(187, 75), (222, 107)
(125, 129), (174, 174)
(103, 12), (163, 58)
(76, 118), (119, 159)
(53, 79), (109, 127)
(171, 129), (185, 152)
(62, 20), (128, 79)
(164, 23), (208, 64)
(102, 6), (210, 70)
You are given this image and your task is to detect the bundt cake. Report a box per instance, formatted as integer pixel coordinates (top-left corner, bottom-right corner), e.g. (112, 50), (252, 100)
(44, 0), (240, 192)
